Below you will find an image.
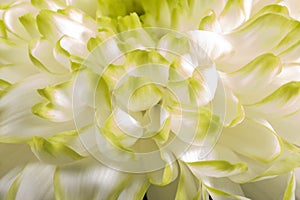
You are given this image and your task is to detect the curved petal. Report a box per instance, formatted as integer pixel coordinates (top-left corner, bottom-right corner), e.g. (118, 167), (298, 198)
(101, 107), (142, 148)
(175, 161), (201, 200)
(221, 13), (297, 71)
(113, 76), (162, 112)
(218, 0), (252, 33)
(3, 2), (38, 40)
(221, 53), (282, 104)
(219, 118), (282, 163)
(0, 74), (74, 142)
(282, 0), (300, 20)
(6, 163), (56, 200)
(188, 30), (233, 62)
(29, 136), (84, 165)
(54, 158), (145, 200)
(36, 9), (96, 43)
(202, 177), (247, 199)
(147, 158), (179, 186)
(247, 81), (300, 117)
(241, 172), (295, 200)
(29, 39), (69, 74)
(32, 81), (73, 122)
(117, 174), (149, 200)
(213, 82), (245, 127)
(187, 160), (248, 178)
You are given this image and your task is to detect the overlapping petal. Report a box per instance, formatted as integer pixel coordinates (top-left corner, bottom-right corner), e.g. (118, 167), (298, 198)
(1, 0), (300, 199)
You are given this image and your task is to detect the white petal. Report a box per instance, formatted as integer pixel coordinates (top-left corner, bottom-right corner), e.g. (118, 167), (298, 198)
(247, 81), (300, 117)
(175, 161), (201, 200)
(118, 174), (149, 200)
(54, 158), (132, 200)
(36, 9), (96, 42)
(202, 177), (246, 198)
(3, 2), (38, 40)
(29, 39), (69, 74)
(221, 13), (296, 71)
(221, 53), (282, 104)
(282, 0), (300, 20)
(218, 0), (252, 33)
(0, 74), (74, 142)
(188, 30), (233, 62)
(219, 118), (282, 163)
(241, 172), (295, 200)
(6, 163), (56, 200)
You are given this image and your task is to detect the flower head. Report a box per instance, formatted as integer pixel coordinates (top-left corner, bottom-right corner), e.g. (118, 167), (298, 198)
(1, 0), (300, 199)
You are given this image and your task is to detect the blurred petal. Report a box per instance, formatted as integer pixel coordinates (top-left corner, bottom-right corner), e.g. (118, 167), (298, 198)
(6, 163), (56, 200)
(54, 158), (146, 200)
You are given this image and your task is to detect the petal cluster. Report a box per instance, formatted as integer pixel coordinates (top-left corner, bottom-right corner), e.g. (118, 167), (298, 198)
(1, 0), (300, 200)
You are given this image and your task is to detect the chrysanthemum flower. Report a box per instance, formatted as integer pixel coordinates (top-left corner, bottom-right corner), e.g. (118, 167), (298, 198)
(1, 0), (300, 199)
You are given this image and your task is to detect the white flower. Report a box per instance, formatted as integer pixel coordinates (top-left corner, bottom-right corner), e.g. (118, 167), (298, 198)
(1, 0), (300, 200)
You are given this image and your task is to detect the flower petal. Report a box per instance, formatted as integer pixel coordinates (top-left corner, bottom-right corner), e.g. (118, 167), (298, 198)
(0, 74), (74, 142)
(241, 172), (295, 200)
(187, 160), (248, 178)
(221, 53), (282, 104)
(202, 177), (247, 199)
(218, 0), (252, 33)
(188, 30), (233, 61)
(36, 9), (96, 42)
(6, 163), (56, 200)
(29, 136), (84, 165)
(175, 161), (201, 200)
(221, 13), (297, 71)
(248, 81), (300, 117)
(219, 118), (282, 163)
(54, 158), (136, 200)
